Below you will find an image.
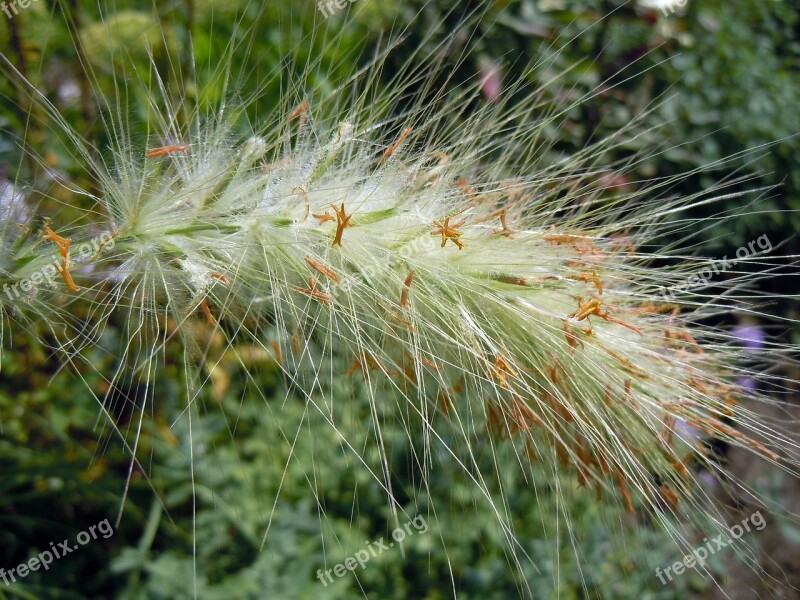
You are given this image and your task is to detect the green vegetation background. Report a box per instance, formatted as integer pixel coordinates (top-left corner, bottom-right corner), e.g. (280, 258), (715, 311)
(0, 1), (798, 598)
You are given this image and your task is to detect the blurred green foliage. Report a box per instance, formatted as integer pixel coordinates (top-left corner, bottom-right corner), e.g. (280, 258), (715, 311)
(1, 0), (797, 597)
(0, 338), (697, 599)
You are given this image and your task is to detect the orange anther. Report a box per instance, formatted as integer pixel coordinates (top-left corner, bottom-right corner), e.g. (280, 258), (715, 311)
(498, 276), (528, 286)
(672, 452), (692, 478)
(638, 301), (679, 314)
(42, 225), (80, 292)
(486, 401), (505, 439)
(693, 416), (779, 461)
(437, 378), (463, 416)
(288, 99), (310, 123)
(511, 394), (541, 431)
(345, 351), (393, 378)
(622, 378), (641, 409)
(379, 127), (412, 164)
(569, 297), (643, 335)
(290, 333), (303, 356)
(200, 298), (215, 326)
(615, 469), (635, 513)
(474, 208), (515, 237)
(420, 354), (442, 371)
(270, 341), (284, 364)
(543, 232), (586, 245)
(660, 413), (676, 447)
(312, 211), (335, 223)
(210, 272), (231, 285)
(556, 442), (569, 468)
(569, 271), (603, 294)
(400, 269), (415, 307)
(146, 143), (188, 158)
(438, 389), (453, 415)
(294, 276), (333, 303)
(454, 176), (479, 202)
(492, 354), (517, 389)
(304, 256), (339, 282)
(492, 209), (514, 238)
(660, 485), (679, 511)
(431, 217), (466, 250)
(543, 230), (600, 255)
(330, 203), (354, 247)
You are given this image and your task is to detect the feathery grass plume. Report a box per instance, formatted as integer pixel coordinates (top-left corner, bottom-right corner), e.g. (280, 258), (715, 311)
(1, 0), (798, 595)
(0, 177), (89, 372)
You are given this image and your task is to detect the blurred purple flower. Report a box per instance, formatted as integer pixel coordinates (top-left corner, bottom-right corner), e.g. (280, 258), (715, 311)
(731, 323), (764, 395)
(674, 418), (701, 445)
(698, 470), (718, 492)
(732, 324), (765, 353)
(737, 377), (758, 394)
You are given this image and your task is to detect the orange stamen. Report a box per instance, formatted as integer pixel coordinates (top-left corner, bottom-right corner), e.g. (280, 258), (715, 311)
(492, 354), (517, 389)
(569, 297), (643, 335)
(454, 176), (479, 203)
(210, 272), (231, 285)
(400, 270), (415, 308)
(270, 341), (284, 364)
(288, 99), (310, 125)
(345, 351), (393, 378)
(42, 225), (80, 292)
(660, 413), (676, 447)
(304, 256), (339, 282)
(146, 143), (188, 158)
(312, 211), (335, 223)
(379, 127), (412, 164)
(420, 354), (442, 371)
(290, 333), (302, 356)
(660, 485), (679, 511)
(498, 276), (528, 286)
(200, 298), (215, 326)
(431, 217), (466, 250)
(693, 417), (779, 461)
(294, 276), (333, 303)
(511, 394), (541, 430)
(330, 203), (354, 247)
(491, 209), (514, 238)
(615, 469), (635, 513)
(569, 271), (603, 294)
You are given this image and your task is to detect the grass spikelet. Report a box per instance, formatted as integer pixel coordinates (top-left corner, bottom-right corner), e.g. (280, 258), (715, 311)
(1, 2), (799, 595)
